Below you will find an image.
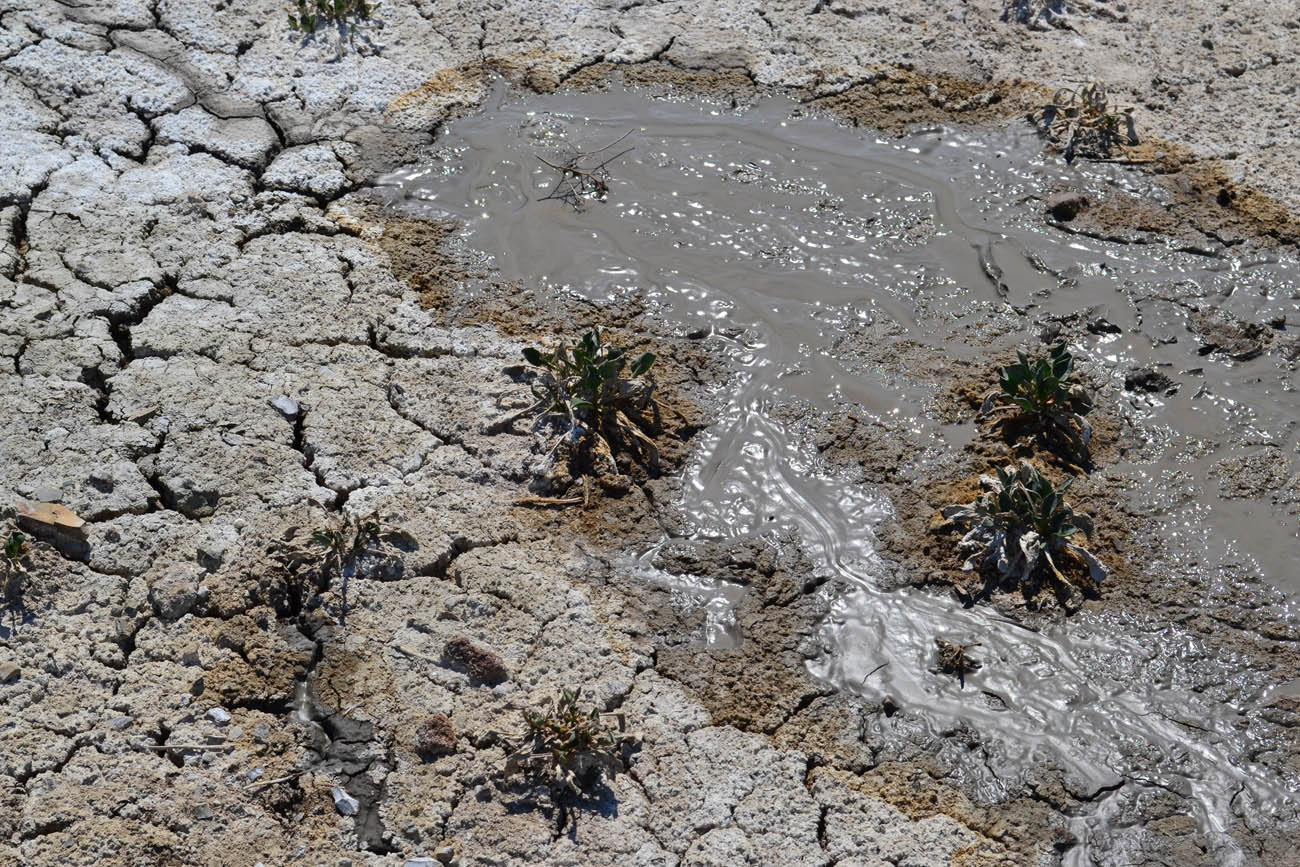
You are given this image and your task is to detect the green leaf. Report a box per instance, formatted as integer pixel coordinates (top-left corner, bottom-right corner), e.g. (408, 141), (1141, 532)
(596, 359), (620, 382)
(629, 352), (656, 377)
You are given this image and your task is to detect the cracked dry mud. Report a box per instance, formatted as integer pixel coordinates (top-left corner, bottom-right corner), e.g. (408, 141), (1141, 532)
(3, 1), (1300, 866)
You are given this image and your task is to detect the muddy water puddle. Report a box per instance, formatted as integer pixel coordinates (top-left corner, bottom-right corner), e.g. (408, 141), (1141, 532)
(377, 81), (1300, 861)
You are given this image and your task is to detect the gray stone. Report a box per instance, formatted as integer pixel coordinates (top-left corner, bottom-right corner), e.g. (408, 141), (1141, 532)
(148, 570), (200, 621)
(206, 706), (231, 726)
(270, 395), (300, 418)
(331, 786), (359, 816)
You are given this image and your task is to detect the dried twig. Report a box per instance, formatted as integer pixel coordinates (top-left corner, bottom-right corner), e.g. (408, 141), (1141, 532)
(934, 639), (982, 688)
(536, 130), (635, 210)
(862, 661), (890, 683)
(244, 772), (304, 792)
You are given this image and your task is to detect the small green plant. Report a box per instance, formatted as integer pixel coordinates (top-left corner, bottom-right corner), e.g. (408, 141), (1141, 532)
(502, 688), (632, 795)
(3, 531), (26, 571)
(272, 511), (399, 620)
(520, 327), (659, 501)
(2, 530), (27, 609)
(981, 343), (1092, 463)
(1032, 81), (1136, 162)
(941, 461), (1106, 607)
(288, 0), (378, 39)
(309, 515), (381, 575)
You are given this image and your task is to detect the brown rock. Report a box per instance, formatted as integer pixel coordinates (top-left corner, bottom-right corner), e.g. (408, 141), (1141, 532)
(415, 714), (457, 758)
(0, 661), (19, 683)
(441, 636), (508, 685)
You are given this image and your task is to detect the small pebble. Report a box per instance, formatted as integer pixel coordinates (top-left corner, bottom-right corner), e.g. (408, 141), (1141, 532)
(331, 785), (359, 816)
(193, 804), (214, 820)
(109, 715), (134, 730)
(270, 395), (300, 418)
(207, 706), (232, 726)
(0, 661), (20, 683)
(434, 843), (456, 864)
(197, 542), (226, 569)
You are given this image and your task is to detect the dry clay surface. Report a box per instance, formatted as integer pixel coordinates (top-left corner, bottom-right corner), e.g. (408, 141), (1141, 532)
(2, 1), (1300, 866)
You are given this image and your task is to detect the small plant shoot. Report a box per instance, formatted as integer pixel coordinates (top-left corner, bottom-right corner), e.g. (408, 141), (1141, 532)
(272, 511), (399, 621)
(981, 343), (1092, 465)
(288, 0), (378, 39)
(2, 529), (27, 609)
(3, 531), (26, 570)
(1032, 81), (1137, 162)
(502, 688), (632, 795)
(519, 327), (659, 503)
(310, 516), (382, 571)
(942, 461), (1106, 608)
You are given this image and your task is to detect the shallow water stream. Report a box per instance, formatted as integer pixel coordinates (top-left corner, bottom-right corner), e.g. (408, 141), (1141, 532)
(377, 81), (1300, 862)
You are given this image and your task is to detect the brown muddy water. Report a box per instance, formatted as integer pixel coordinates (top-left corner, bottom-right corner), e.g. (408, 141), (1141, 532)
(376, 82), (1300, 864)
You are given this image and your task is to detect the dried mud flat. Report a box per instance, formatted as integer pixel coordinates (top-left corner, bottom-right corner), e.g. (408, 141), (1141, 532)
(3, 2), (1300, 867)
